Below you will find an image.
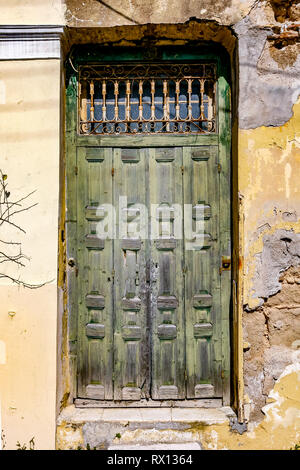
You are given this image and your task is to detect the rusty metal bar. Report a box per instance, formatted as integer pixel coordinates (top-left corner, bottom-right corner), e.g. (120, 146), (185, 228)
(151, 79), (155, 120)
(90, 80), (94, 122)
(175, 80), (180, 120)
(78, 63), (216, 135)
(199, 79), (205, 121)
(102, 80), (107, 122)
(114, 80), (119, 121)
(126, 80), (131, 121)
(188, 79), (192, 120)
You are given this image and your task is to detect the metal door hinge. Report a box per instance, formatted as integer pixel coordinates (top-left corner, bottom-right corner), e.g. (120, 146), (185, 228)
(181, 166), (184, 175)
(111, 167), (115, 177)
(217, 163), (222, 173)
(75, 166), (78, 175)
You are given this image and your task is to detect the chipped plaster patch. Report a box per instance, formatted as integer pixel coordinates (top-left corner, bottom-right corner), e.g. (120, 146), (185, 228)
(206, 429), (219, 450)
(261, 359), (300, 426)
(56, 422), (84, 450)
(274, 360), (300, 381)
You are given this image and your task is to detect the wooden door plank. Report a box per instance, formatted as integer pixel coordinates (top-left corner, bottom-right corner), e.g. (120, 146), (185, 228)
(149, 147), (185, 400)
(113, 148), (150, 400)
(183, 145), (221, 398)
(76, 134), (219, 148)
(77, 147), (114, 399)
(218, 73), (232, 405)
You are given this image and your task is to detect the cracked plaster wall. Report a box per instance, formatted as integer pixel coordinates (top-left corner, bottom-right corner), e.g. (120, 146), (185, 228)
(240, 96), (300, 424)
(64, 0), (300, 129)
(244, 267), (300, 421)
(0, 0), (299, 450)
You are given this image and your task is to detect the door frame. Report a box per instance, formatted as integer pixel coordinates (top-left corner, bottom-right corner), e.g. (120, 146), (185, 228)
(65, 45), (232, 406)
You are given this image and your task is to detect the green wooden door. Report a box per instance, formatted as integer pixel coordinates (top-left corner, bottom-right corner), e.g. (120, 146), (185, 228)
(66, 50), (231, 404)
(74, 143), (227, 401)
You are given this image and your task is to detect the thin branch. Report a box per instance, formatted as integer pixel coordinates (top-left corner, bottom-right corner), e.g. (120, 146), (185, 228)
(0, 251), (29, 267)
(0, 218), (26, 233)
(0, 251), (29, 260)
(0, 239), (21, 245)
(2, 202), (38, 220)
(1, 189), (37, 212)
(0, 273), (54, 289)
(0, 169), (47, 289)
(0, 259), (26, 267)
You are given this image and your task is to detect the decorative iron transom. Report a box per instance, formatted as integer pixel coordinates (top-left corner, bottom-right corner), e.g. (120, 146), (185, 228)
(78, 63), (217, 135)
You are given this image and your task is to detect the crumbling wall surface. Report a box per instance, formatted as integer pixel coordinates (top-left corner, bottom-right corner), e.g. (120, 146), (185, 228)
(64, 0), (256, 27)
(244, 267), (300, 421)
(234, 14), (300, 128)
(249, 230), (300, 304)
(233, 0), (300, 128)
(240, 91), (300, 424)
(268, 0), (300, 22)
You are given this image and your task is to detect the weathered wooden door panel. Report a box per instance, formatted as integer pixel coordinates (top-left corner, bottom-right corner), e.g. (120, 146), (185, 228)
(76, 145), (227, 401)
(113, 148), (150, 400)
(149, 147), (185, 399)
(183, 146), (222, 398)
(77, 147), (114, 400)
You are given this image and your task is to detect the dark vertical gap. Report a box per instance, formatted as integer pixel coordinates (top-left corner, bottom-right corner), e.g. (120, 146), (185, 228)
(111, 148), (115, 399)
(181, 147), (187, 398)
(75, 148), (79, 400)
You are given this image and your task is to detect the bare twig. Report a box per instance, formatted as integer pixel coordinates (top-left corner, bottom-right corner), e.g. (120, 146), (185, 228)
(0, 239), (21, 245)
(0, 251), (29, 267)
(0, 190), (37, 219)
(1, 202), (38, 221)
(0, 218), (26, 233)
(0, 169), (46, 289)
(0, 273), (53, 289)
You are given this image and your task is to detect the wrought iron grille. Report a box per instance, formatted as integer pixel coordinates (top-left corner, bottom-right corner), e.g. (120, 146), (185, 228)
(78, 63), (217, 135)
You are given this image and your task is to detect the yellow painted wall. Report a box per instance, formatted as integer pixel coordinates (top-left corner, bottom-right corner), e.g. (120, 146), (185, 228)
(240, 99), (300, 309)
(0, 0), (65, 25)
(0, 60), (61, 450)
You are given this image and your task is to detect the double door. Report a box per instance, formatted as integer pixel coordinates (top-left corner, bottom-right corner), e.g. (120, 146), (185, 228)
(76, 144), (227, 401)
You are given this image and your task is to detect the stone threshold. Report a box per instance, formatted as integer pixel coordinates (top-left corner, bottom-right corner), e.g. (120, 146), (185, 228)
(75, 398), (223, 408)
(58, 405), (236, 426)
(108, 443), (202, 450)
